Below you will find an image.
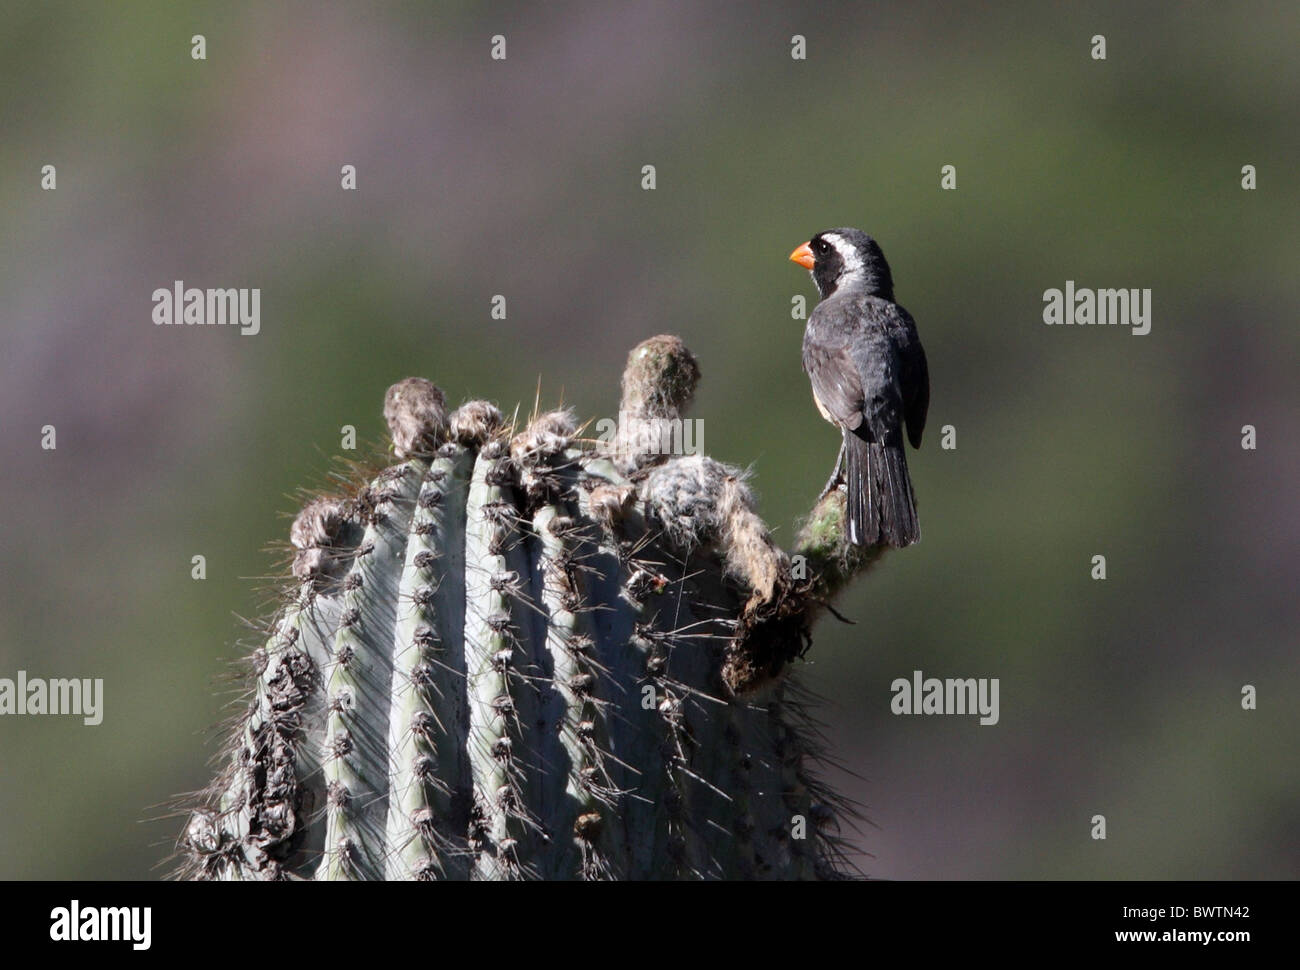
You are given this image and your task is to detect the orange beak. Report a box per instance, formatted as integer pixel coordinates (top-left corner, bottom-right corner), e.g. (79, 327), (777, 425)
(789, 241), (815, 270)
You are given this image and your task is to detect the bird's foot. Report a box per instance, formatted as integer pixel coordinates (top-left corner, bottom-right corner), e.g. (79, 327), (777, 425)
(816, 441), (847, 503)
(815, 474), (844, 504)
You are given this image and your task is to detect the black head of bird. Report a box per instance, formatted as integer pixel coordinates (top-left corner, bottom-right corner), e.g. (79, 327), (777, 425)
(788, 227), (894, 302)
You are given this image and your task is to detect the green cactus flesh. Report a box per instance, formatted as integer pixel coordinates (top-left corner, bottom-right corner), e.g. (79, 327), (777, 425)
(181, 337), (870, 880)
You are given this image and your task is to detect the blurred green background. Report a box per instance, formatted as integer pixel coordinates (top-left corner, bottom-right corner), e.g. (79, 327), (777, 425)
(1, 0), (1296, 879)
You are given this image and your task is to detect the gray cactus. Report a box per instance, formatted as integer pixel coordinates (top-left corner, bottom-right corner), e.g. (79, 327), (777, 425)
(179, 335), (885, 880)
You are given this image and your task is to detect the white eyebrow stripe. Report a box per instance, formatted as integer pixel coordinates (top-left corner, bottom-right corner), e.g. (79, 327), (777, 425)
(824, 233), (865, 281)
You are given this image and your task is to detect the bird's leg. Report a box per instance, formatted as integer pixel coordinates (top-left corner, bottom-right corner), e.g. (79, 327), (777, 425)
(816, 438), (847, 502)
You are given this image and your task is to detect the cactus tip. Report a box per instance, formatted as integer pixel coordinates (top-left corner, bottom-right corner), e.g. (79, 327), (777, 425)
(450, 400), (505, 446)
(510, 408), (578, 464)
(620, 334), (700, 419)
(642, 454), (726, 551)
(290, 496), (350, 582)
(384, 377), (449, 458)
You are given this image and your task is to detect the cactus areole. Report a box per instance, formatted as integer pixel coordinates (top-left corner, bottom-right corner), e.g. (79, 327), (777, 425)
(180, 335), (883, 880)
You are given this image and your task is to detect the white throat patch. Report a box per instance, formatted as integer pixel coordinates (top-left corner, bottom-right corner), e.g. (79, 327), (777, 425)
(824, 233), (865, 284)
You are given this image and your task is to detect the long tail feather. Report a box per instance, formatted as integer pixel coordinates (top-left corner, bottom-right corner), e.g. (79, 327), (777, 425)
(844, 433), (919, 548)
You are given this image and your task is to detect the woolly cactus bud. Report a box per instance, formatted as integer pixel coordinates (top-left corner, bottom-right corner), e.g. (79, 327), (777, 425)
(290, 496), (350, 583)
(510, 408), (577, 464)
(450, 400), (504, 446)
(611, 334), (700, 473)
(586, 482), (635, 530)
(384, 378), (448, 458)
(620, 334), (700, 419)
(181, 335), (892, 881)
(642, 454), (729, 551)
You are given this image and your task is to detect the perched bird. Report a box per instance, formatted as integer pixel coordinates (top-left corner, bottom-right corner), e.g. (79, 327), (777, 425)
(789, 228), (929, 547)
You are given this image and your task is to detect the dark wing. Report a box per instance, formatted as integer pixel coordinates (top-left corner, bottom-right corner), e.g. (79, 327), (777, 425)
(846, 310), (905, 445)
(886, 302), (929, 449)
(802, 304), (866, 432)
(902, 333), (928, 449)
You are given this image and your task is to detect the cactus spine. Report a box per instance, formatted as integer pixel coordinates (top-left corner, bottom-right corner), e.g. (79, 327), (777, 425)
(181, 335), (879, 880)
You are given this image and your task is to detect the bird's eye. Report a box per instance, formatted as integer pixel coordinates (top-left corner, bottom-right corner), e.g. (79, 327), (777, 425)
(813, 239), (828, 254)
